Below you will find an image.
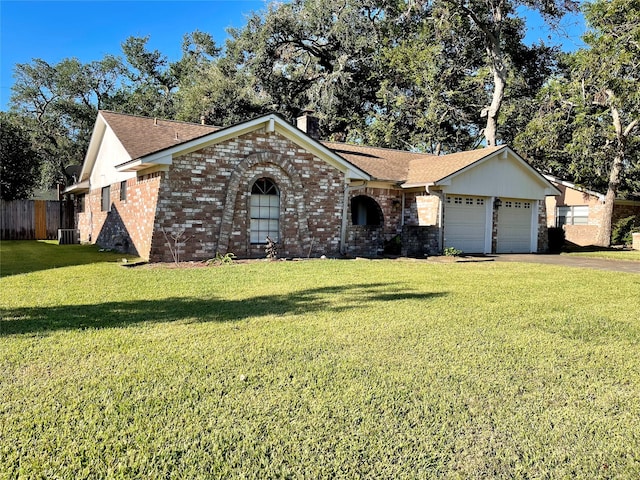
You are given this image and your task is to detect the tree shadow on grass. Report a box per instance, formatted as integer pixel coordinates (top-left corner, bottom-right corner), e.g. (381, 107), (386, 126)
(0, 283), (448, 336)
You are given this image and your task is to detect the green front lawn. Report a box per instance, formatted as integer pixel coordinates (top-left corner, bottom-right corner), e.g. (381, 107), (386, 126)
(0, 240), (141, 277)
(565, 250), (640, 262)
(1, 242), (639, 478)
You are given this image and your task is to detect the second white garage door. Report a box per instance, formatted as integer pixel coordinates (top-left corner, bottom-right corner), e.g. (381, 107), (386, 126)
(443, 195), (488, 253)
(496, 199), (534, 253)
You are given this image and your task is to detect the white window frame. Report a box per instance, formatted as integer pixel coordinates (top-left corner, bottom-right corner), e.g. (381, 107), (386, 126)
(101, 186), (111, 212)
(250, 178), (280, 244)
(557, 205), (589, 226)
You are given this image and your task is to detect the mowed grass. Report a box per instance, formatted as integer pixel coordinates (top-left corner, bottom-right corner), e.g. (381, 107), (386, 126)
(1, 242), (639, 478)
(565, 250), (640, 262)
(0, 240), (141, 277)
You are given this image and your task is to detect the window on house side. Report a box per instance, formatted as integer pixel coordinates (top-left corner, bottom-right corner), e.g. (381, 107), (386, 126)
(250, 178), (280, 244)
(557, 205), (589, 226)
(120, 181), (127, 201)
(101, 186), (111, 212)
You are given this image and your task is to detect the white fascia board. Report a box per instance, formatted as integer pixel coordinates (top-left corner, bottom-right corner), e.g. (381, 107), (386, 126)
(116, 154), (172, 172)
(78, 114), (108, 182)
(63, 180), (90, 194)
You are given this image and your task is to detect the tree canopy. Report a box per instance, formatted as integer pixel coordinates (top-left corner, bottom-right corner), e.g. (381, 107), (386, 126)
(7, 0), (635, 239)
(515, 0), (640, 245)
(1, 113), (42, 200)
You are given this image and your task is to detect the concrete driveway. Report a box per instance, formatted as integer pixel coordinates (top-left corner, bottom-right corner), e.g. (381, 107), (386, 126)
(493, 254), (640, 274)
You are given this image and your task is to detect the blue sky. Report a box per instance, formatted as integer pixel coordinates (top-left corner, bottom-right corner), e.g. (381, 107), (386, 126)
(1, 1), (586, 111)
(1, 0), (268, 108)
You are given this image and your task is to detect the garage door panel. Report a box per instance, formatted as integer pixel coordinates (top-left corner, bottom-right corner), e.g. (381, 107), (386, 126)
(496, 199), (533, 253)
(444, 196), (487, 253)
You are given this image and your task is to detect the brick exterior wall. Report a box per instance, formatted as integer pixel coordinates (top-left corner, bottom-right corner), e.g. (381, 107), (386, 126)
(403, 192), (420, 226)
(345, 225), (384, 257)
(416, 195), (440, 226)
(77, 174), (161, 258)
(149, 129), (348, 261)
(401, 225), (439, 257)
(547, 181), (640, 246)
(537, 200), (549, 252)
(343, 186), (405, 257)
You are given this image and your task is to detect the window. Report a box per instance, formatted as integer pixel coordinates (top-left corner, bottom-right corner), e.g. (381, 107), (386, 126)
(557, 206), (589, 227)
(101, 186), (111, 212)
(77, 194), (85, 213)
(120, 181), (127, 201)
(250, 178), (279, 243)
(351, 195), (382, 226)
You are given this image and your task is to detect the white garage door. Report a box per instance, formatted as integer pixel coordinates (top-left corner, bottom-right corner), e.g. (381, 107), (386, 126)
(444, 195), (488, 253)
(496, 199), (534, 253)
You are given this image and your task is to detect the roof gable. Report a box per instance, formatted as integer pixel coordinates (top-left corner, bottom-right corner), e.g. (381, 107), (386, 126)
(404, 146), (506, 186)
(432, 147), (560, 198)
(115, 113), (370, 181)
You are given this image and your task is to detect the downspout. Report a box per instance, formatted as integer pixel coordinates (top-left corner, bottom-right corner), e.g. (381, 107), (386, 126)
(340, 178), (367, 255)
(88, 179), (93, 243)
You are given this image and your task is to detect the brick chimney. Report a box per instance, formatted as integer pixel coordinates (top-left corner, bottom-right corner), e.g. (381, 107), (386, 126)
(296, 110), (320, 140)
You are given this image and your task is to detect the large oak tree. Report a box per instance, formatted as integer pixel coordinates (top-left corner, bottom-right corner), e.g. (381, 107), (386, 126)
(516, 0), (640, 246)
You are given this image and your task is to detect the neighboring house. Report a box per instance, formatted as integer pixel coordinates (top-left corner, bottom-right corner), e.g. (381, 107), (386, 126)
(545, 175), (640, 246)
(64, 111), (559, 262)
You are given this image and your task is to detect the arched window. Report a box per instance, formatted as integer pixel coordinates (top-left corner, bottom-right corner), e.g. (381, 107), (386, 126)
(351, 195), (382, 226)
(250, 178), (280, 243)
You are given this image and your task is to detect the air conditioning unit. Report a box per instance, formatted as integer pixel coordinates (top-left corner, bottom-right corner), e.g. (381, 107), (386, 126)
(58, 229), (80, 244)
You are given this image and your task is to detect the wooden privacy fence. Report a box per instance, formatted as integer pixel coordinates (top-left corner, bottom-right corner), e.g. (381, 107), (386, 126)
(1, 199), (75, 240)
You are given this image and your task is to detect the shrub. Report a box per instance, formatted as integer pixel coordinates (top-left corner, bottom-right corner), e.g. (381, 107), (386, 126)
(547, 227), (565, 253)
(612, 216), (639, 246)
(383, 235), (402, 255)
(207, 252), (236, 266)
(265, 236), (278, 260)
(443, 246), (463, 257)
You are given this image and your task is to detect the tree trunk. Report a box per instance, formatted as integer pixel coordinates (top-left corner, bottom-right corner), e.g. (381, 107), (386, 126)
(482, 57), (507, 147)
(595, 151), (622, 247)
(480, 14), (507, 147)
(594, 103), (637, 246)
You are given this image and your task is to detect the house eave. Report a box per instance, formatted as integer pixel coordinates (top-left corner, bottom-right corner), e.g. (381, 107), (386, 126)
(113, 113), (371, 181)
(62, 180), (90, 195)
(401, 181), (435, 189)
(116, 155), (172, 172)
